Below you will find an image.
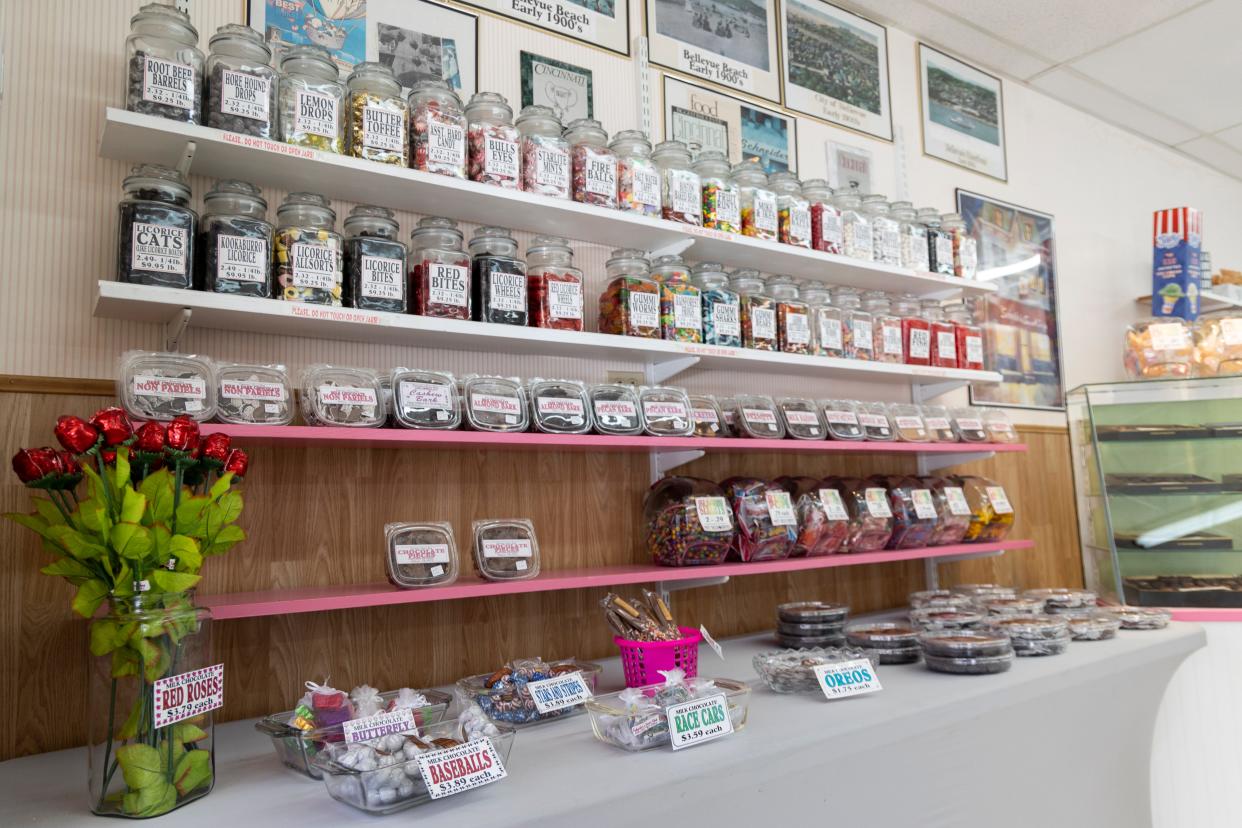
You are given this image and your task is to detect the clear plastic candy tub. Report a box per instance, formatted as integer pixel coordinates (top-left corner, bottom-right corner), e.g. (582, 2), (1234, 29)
(643, 476), (735, 566)
(778, 397), (826, 440)
(1104, 606), (1172, 630)
(215, 362), (292, 425)
(908, 589), (971, 609)
(456, 657), (603, 727)
(983, 596), (1047, 616)
(300, 364), (384, 427)
(752, 647), (877, 693)
(909, 607), (985, 631)
(589, 383), (644, 436)
(385, 522), (459, 588)
(994, 615), (1072, 656)
(845, 621), (920, 649)
(391, 369), (461, 430)
(1024, 588), (1097, 612)
(876, 475), (939, 550)
(1065, 611), (1122, 641)
(119, 350), (218, 422)
(585, 676), (750, 751)
(721, 476), (797, 561)
(529, 378), (592, 434)
(731, 394), (786, 439)
(472, 518), (539, 580)
(918, 630), (1013, 658)
(639, 386), (694, 437)
(920, 405), (958, 442)
(821, 399), (865, 441)
(857, 401), (896, 441)
(777, 601), (849, 624)
(688, 394), (728, 438)
(924, 651), (1013, 674)
(462, 375), (528, 432)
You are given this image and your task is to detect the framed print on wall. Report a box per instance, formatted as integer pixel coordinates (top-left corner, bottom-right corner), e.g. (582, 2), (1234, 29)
(778, 0), (892, 141)
(647, 0), (781, 103)
(662, 75), (797, 173)
(919, 44), (1007, 181)
(520, 52), (594, 122)
(248, 0), (479, 96)
(957, 189), (1064, 411)
(461, 0), (630, 56)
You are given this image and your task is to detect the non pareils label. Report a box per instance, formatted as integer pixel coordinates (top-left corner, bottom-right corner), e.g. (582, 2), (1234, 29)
(318, 385), (377, 406)
(785, 311), (810, 345)
(692, 407), (719, 424)
(485, 136), (519, 180)
(965, 335), (984, 365)
(820, 317), (843, 351)
(594, 399), (637, 419)
(535, 145), (570, 190)
(716, 188), (741, 226)
(765, 490), (797, 526)
(1147, 322), (1190, 351)
(882, 324), (903, 355)
(488, 271), (526, 313)
(669, 169), (700, 217)
(132, 223), (188, 275)
(819, 488), (849, 520)
(360, 255), (404, 300)
(428, 263), (468, 307)
(694, 496), (731, 532)
(142, 55), (194, 110)
(527, 671), (592, 715)
(537, 396), (585, 420)
(790, 205), (811, 242)
(911, 489), (938, 520)
(853, 319), (873, 350)
(824, 410), (859, 425)
(220, 379), (285, 401)
(751, 306), (776, 341)
(632, 165), (661, 208)
(629, 291), (659, 330)
(427, 116), (465, 166)
(481, 538), (532, 558)
(291, 241), (338, 290)
(471, 393), (521, 418)
(667, 693), (733, 751)
(944, 487), (972, 516)
(400, 381), (452, 412)
(713, 302), (741, 339)
(673, 292), (703, 331)
(909, 328), (931, 359)
(152, 664), (224, 728)
(133, 374), (206, 399)
(295, 89), (338, 138)
(785, 409), (819, 426)
(936, 331), (956, 360)
(584, 153), (617, 197)
(985, 486), (1014, 514)
(343, 708), (416, 744)
(547, 279), (583, 319)
(643, 400), (688, 420)
(864, 487), (893, 518)
(394, 543), (451, 565)
(220, 69), (270, 122)
(362, 104), (404, 152)
(417, 739), (507, 800)
(216, 234), (267, 283)
(813, 659), (881, 701)
(753, 191), (778, 232)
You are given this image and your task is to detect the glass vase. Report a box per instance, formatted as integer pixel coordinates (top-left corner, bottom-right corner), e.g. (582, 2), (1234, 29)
(86, 591), (215, 818)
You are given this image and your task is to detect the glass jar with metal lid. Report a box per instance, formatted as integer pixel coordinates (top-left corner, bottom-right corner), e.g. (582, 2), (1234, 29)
(770, 172), (812, 249)
(694, 150), (740, 233)
(410, 79), (467, 178)
(833, 191), (872, 261)
(862, 195), (900, 266)
(941, 213), (978, 279)
(205, 24), (276, 137)
(277, 44), (345, 153)
(692, 262), (741, 347)
(863, 290), (903, 363)
(891, 201), (929, 272)
(731, 269), (777, 351)
(125, 2), (204, 124)
(199, 178), (271, 297)
(652, 140), (702, 225)
(599, 249), (659, 338)
(345, 62), (407, 165)
(801, 285), (844, 358)
(836, 287), (871, 360)
(516, 105), (569, 198)
(946, 301), (985, 371)
(343, 205), (406, 313)
(410, 216), (470, 319)
(919, 207), (953, 276)
(274, 192), (342, 305)
(769, 278), (811, 354)
(892, 293), (929, 366)
(803, 179), (842, 254)
(923, 299), (958, 369)
(610, 130), (661, 216)
(470, 227), (527, 325)
(565, 118), (618, 208)
(117, 163), (197, 289)
(734, 159), (778, 241)
(526, 235), (583, 331)
(651, 254), (701, 342)
(467, 92), (521, 188)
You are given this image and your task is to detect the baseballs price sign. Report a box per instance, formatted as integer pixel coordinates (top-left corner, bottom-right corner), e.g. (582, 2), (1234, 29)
(416, 739), (508, 799)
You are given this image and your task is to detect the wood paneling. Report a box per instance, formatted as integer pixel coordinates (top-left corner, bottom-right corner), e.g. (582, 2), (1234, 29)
(0, 388), (1080, 759)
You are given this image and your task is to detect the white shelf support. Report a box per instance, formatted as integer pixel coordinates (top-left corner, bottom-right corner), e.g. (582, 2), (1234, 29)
(650, 449), (704, 482)
(175, 140), (197, 177)
(647, 355), (700, 384)
(164, 307), (192, 351)
(913, 378), (969, 400)
(655, 576), (730, 596)
(922, 450), (995, 472)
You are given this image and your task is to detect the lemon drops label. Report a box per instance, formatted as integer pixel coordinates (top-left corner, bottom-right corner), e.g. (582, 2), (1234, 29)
(152, 664), (224, 728)
(417, 739), (508, 799)
(667, 693), (734, 750)
(813, 660), (881, 701)
(527, 671), (593, 715)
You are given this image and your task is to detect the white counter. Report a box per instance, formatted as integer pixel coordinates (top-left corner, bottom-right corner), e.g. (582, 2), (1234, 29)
(0, 623), (1204, 828)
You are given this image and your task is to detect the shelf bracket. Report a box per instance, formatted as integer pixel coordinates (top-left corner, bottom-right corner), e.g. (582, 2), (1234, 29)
(922, 451), (994, 473)
(647, 355), (699, 384)
(655, 576), (730, 597)
(651, 449), (704, 482)
(646, 237), (695, 260)
(175, 140), (197, 177)
(164, 307), (192, 351)
(912, 378), (968, 401)
(924, 547), (1007, 590)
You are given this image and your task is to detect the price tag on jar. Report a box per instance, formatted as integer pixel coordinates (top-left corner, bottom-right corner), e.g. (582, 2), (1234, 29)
(765, 490), (797, 526)
(819, 488), (849, 520)
(1147, 322), (1190, 351)
(864, 488), (893, 518)
(416, 738), (507, 799)
(813, 660), (882, 701)
(527, 672), (593, 715)
(944, 486), (972, 516)
(985, 486), (1014, 514)
(666, 693), (734, 750)
(694, 496), (732, 532)
(911, 489), (938, 520)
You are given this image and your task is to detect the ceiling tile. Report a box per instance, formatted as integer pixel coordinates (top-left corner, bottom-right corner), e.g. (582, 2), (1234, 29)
(1069, 0), (1242, 133)
(839, 0), (1054, 80)
(1029, 67), (1200, 145)
(1175, 136), (1242, 180)
(922, 0), (1204, 64)
(1210, 123), (1242, 153)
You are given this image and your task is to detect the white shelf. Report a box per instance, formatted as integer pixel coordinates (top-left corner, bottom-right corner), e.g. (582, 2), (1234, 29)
(99, 108), (994, 299)
(94, 281), (1003, 385)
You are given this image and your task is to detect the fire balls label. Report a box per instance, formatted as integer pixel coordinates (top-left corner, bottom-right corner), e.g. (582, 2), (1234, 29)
(428, 116), (466, 166)
(362, 104), (404, 152)
(291, 241), (338, 290)
(481, 538), (532, 558)
(527, 671), (592, 714)
(485, 136), (519, 180)
(428, 263), (468, 307)
(142, 56), (194, 110)
(394, 543), (451, 565)
(813, 659), (881, 701)
(667, 693), (733, 750)
(584, 152), (617, 197)
(216, 234), (267, 283)
(343, 708), (416, 744)
(220, 69), (270, 123)
(132, 223), (188, 275)
(295, 90), (338, 139)
(152, 664), (224, 728)
(417, 739), (507, 799)
(360, 255), (404, 300)
(133, 374), (206, 400)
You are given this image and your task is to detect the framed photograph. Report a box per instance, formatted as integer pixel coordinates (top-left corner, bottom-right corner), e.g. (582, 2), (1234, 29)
(826, 140), (872, 193)
(247, 0), (479, 96)
(662, 75), (796, 173)
(919, 44), (1007, 181)
(647, 0), (781, 103)
(520, 52), (594, 122)
(958, 189), (1064, 411)
(460, 0), (630, 56)
(778, 0), (892, 140)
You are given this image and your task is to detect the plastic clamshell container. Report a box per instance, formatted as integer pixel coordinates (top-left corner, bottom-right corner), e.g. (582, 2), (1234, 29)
(639, 386), (694, 437)
(776, 601), (849, 624)
(300, 365), (385, 427)
(254, 688), (453, 780)
(924, 651), (1013, 674)
(309, 714), (515, 814)
(462, 375), (529, 432)
(119, 350), (218, 422)
(908, 589), (968, 609)
(1024, 588), (1097, 610)
(984, 596), (1047, 616)
(385, 522), (459, 588)
(643, 476), (735, 566)
(952, 407), (989, 442)
(861, 645), (922, 665)
(918, 630), (1013, 658)
(845, 621), (920, 648)
(455, 658), (603, 727)
(889, 403), (929, 442)
(982, 408), (1018, 443)
(752, 647), (877, 693)
(472, 518), (540, 580)
(993, 615), (1069, 639)
(391, 369), (461, 430)
(688, 394), (728, 438)
(858, 401), (896, 441)
(909, 607), (985, 630)
(215, 362), (293, 425)
(585, 677), (750, 751)
(777, 619), (845, 637)
(1104, 606), (1172, 630)
(1009, 630), (1072, 656)
(730, 394), (786, 439)
(529, 378), (592, 434)
(950, 583), (1016, 599)
(589, 383), (644, 436)
(1066, 612), (1121, 641)
(776, 632), (845, 650)
(821, 399), (865, 441)
(778, 397), (826, 440)
(920, 405), (958, 442)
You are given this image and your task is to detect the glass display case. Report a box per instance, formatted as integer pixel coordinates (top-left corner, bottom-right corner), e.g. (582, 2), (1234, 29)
(1070, 376), (1242, 608)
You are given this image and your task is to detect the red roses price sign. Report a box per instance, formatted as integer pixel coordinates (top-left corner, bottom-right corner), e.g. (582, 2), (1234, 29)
(415, 739), (507, 799)
(152, 664), (224, 728)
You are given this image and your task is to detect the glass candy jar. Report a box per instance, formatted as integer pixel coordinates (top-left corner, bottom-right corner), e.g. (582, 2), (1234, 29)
(117, 164), (197, 289)
(526, 236), (583, 331)
(410, 217), (470, 319)
(516, 105), (569, 198)
(1194, 314), (1242, 375)
(803, 179), (842, 255)
(410, 80), (467, 178)
(652, 255), (702, 343)
(892, 201), (929, 272)
(470, 227), (527, 325)
(1125, 318), (1195, 378)
(734, 160), (778, 241)
(599, 249), (659, 338)
(345, 62), (407, 166)
(864, 291), (903, 364)
(274, 192), (342, 305)
(199, 179), (271, 297)
(942, 213), (978, 279)
(277, 44), (345, 153)
(694, 150), (741, 233)
(466, 92), (520, 188)
(925, 300), (958, 369)
(837, 288), (872, 360)
(653, 140), (701, 225)
(644, 477), (735, 567)
(343, 205), (406, 313)
(610, 130), (661, 216)
(692, 262), (741, 348)
(863, 195), (901, 266)
(803, 287), (844, 358)
(834, 191), (872, 261)
(947, 302), (986, 371)
(920, 208), (953, 276)
(732, 270), (778, 351)
(565, 118), (617, 208)
(894, 293), (930, 366)
(205, 24), (276, 137)
(125, 3), (203, 124)
(770, 172), (812, 248)
(770, 279), (811, 354)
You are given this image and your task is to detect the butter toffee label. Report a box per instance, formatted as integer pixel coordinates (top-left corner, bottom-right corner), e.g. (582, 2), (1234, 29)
(220, 69), (270, 122)
(216, 234), (267, 283)
(295, 90), (338, 138)
(142, 55), (194, 110)
(362, 104), (404, 152)
(132, 223), (188, 274)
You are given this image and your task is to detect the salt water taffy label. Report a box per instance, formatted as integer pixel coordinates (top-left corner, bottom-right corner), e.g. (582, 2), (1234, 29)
(667, 693), (733, 750)
(813, 659), (881, 700)
(343, 708), (416, 744)
(527, 671), (593, 714)
(417, 739), (507, 799)
(152, 664), (224, 728)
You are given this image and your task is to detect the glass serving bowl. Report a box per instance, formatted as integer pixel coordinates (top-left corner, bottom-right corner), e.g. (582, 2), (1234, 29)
(585, 677), (750, 751)
(752, 647), (877, 694)
(455, 658), (603, 727)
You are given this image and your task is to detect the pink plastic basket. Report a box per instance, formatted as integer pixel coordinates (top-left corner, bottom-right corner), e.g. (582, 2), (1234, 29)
(615, 626), (701, 687)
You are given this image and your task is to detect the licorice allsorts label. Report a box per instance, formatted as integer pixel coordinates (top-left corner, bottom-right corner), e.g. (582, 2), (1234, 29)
(220, 69), (270, 122)
(142, 55), (194, 110)
(291, 241), (338, 290)
(132, 223), (188, 275)
(216, 234), (267, 283)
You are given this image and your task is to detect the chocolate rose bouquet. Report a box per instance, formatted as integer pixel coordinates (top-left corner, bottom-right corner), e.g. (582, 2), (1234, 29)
(6, 408), (250, 818)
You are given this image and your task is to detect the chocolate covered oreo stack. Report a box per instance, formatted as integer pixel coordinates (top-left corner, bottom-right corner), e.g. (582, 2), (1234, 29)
(775, 601), (849, 649)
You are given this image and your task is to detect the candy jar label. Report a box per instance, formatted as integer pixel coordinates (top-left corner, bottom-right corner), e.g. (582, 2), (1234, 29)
(220, 379), (285, 401)
(142, 55), (194, 109)
(925, 416), (951, 430)
(535, 145), (570, 190)
(751, 306), (777, 341)
(936, 235), (954, 268)
(667, 693), (733, 751)
(471, 393), (521, 416)
(132, 222), (188, 275)
(629, 291), (659, 330)
(716, 188), (741, 226)
(853, 319), (873, 350)
(785, 311), (810, 345)
(537, 396), (585, 419)
(985, 486), (1013, 514)
(944, 487), (971, 516)
(216, 234), (268, 283)
(669, 169), (700, 216)
(909, 328), (931, 358)
(417, 739), (507, 799)
(1221, 319), (1242, 345)
(911, 489), (938, 519)
(489, 270), (526, 312)
(819, 488), (849, 520)
(527, 671), (593, 715)
(765, 490), (797, 525)
(864, 487), (893, 518)
(394, 543), (451, 564)
(713, 301), (741, 339)
(694, 496), (731, 532)
(152, 664), (224, 728)
(813, 660), (881, 700)
(820, 317), (843, 350)
(360, 255), (404, 299)
(820, 211), (843, 243)
(673, 292), (703, 331)
(318, 385), (378, 406)
(1146, 323), (1189, 352)
(824, 410), (858, 425)
(585, 153), (618, 196)
(133, 374), (207, 399)
(965, 334), (984, 365)
(481, 538), (533, 558)
(936, 331), (956, 359)
(484, 136), (519, 179)
(692, 406), (719, 424)
(428, 117), (466, 166)
(291, 241), (339, 289)
(754, 191), (778, 232)
(295, 89), (338, 139)
(547, 279), (583, 319)
(790, 205), (811, 241)
(400, 381), (452, 410)
(362, 104), (404, 151)
(785, 409), (819, 425)
(632, 165), (661, 207)
(429, 263), (469, 307)
(895, 416), (923, 429)
(220, 69), (270, 123)
(743, 407), (778, 426)
(882, 324), (903, 355)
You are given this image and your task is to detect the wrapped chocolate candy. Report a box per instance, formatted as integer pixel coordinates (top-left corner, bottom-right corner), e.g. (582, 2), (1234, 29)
(300, 365), (384, 427)
(457, 657), (603, 726)
(921, 476), (973, 546)
(589, 383), (644, 436)
(391, 369), (461, 430)
(472, 518), (540, 580)
(385, 522), (459, 588)
(643, 477), (735, 566)
(215, 362), (292, 425)
(120, 350), (217, 422)
(722, 477), (798, 562)
(875, 475), (939, 550)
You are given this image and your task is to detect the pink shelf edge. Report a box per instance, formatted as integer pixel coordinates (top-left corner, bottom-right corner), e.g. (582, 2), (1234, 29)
(199, 539), (1035, 619)
(197, 423), (1027, 454)
(1168, 608), (1242, 622)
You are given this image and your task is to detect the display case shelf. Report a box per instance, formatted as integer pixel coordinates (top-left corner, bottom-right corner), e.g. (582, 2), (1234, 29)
(95, 281), (1003, 385)
(198, 539), (1034, 619)
(98, 108), (995, 299)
